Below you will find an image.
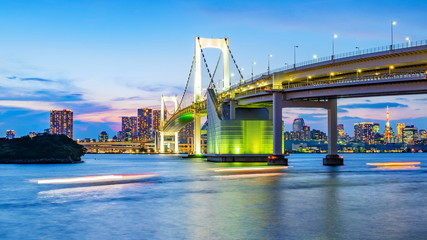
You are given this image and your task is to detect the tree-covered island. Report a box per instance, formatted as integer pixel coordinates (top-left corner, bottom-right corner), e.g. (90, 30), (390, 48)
(0, 134), (86, 164)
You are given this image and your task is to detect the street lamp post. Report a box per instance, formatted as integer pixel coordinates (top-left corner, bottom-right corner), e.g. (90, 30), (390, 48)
(268, 54), (272, 75)
(406, 37), (411, 47)
(332, 34), (338, 59)
(293, 46), (298, 68)
(357, 69), (362, 80)
(252, 62), (256, 81)
(391, 21), (397, 50)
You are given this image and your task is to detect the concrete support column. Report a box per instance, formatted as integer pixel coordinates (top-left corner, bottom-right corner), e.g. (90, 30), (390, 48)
(175, 132), (179, 153)
(160, 131), (165, 153)
(230, 100), (237, 120)
(194, 114), (201, 155)
(324, 98), (343, 165)
(269, 91), (287, 165)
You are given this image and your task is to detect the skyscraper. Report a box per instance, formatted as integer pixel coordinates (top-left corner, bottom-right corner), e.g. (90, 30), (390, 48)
(6, 130), (15, 140)
(138, 108), (153, 141)
(337, 124), (344, 137)
(403, 125), (418, 145)
(50, 109), (73, 139)
(354, 122), (374, 144)
(153, 109), (167, 134)
(122, 116), (138, 140)
(293, 118), (305, 132)
(396, 123), (405, 143)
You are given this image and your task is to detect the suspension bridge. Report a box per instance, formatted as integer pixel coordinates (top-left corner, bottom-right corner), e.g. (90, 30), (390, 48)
(158, 37), (427, 165)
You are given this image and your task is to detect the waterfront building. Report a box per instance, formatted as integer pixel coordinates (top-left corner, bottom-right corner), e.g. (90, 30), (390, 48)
(396, 123), (405, 143)
(99, 131), (109, 142)
(292, 118), (305, 132)
(420, 129), (427, 140)
(50, 109), (73, 139)
(138, 108), (153, 141)
(354, 122), (374, 144)
(179, 121), (194, 144)
(152, 110), (167, 136)
(373, 123), (380, 134)
(6, 130), (15, 139)
(403, 125), (418, 145)
(122, 116), (138, 140)
(337, 124), (344, 137)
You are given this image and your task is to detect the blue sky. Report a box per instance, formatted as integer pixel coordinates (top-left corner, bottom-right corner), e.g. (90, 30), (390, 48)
(0, 0), (426, 139)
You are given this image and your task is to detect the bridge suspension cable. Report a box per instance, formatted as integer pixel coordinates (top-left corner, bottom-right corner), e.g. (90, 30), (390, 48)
(225, 39), (245, 84)
(197, 37), (218, 94)
(177, 55), (195, 111)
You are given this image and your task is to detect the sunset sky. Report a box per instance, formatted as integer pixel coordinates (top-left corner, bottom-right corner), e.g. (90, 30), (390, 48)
(0, 0), (426, 139)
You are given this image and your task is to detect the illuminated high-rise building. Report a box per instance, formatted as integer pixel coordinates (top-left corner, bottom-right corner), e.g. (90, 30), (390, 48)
(337, 124), (344, 137)
(153, 109), (167, 134)
(99, 131), (109, 142)
(396, 123), (405, 143)
(50, 109), (73, 139)
(292, 118), (305, 132)
(403, 125), (418, 145)
(179, 121), (194, 144)
(384, 106), (391, 143)
(373, 123), (380, 134)
(354, 122), (374, 144)
(138, 108), (153, 140)
(122, 116), (138, 140)
(6, 130), (15, 140)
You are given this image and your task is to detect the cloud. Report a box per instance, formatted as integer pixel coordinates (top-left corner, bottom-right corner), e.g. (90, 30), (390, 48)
(112, 96), (147, 101)
(20, 77), (53, 82)
(340, 102), (408, 109)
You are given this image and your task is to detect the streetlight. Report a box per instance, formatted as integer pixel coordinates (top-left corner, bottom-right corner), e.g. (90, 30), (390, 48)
(391, 21), (397, 49)
(357, 69), (362, 80)
(294, 46), (299, 68)
(332, 34), (338, 59)
(268, 54), (273, 75)
(405, 37), (411, 47)
(252, 62), (256, 81)
(307, 75), (312, 85)
(313, 54), (318, 63)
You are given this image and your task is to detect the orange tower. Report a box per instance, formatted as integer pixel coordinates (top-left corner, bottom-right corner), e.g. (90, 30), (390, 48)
(385, 105), (391, 143)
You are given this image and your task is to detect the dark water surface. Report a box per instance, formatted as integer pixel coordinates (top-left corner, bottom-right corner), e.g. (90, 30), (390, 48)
(1, 153), (426, 240)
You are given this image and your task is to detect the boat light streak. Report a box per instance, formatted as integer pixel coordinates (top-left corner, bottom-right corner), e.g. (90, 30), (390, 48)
(366, 162), (420, 166)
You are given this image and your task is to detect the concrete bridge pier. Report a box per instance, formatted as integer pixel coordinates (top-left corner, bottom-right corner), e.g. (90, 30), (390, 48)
(323, 98), (343, 165)
(174, 132), (179, 153)
(194, 113), (201, 155)
(160, 131), (165, 153)
(269, 91), (288, 165)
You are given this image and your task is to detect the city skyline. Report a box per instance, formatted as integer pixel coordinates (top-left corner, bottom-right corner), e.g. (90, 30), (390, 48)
(0, 0), (426, 139)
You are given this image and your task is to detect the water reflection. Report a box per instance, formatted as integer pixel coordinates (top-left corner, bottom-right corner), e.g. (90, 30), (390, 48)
(367, 162), (420, 170)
